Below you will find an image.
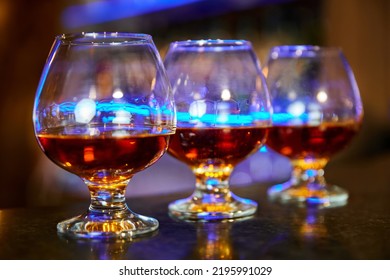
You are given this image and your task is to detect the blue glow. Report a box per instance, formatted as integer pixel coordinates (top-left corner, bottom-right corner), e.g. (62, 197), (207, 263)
(34, 39), (62, 131)
(306, 169), (316, 177)
(251, 112), (272, 121)
(58, 101), (164, 116)
(172, 39), (252, 52)
(97, 190), (112, 201)
(267, 183), (290, 195)
(62, 0), (202, 29)
(207, 231), (217, 241)
(196, 213), (225, 221)
(306, 214), (317, 225)
(269, 184), (285, 193)
(272, 113), (310, 124)
(259, 146), (268, 153)
(270, 45), (322, 58)
(307, 197), (328, 204)
(177, 112), (270, 126)
(206, 178), (220, 186)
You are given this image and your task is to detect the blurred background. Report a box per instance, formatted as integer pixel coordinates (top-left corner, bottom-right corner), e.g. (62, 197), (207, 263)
(0, 0), (388, 208)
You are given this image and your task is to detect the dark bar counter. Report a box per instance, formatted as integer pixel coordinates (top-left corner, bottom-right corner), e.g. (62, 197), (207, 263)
(0, 153), (389, 260)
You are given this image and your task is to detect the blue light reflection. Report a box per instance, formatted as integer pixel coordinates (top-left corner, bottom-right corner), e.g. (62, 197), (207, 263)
(62, 0), (202, 29)
(58, 101), (172, 117)
(272, 113), (310, 124)
(176, 112), (271, 126)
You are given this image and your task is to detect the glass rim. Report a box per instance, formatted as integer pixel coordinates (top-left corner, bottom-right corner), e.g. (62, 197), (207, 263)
(269, 45), (343, 58)
(169, 39), (253, 51)
(56, 32), (153, 45)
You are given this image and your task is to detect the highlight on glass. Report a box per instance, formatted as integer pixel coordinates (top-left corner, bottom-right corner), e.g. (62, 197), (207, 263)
(164, 39), (272, 220)
(265, 45), (363, 208)
(33, 32), (176, 239)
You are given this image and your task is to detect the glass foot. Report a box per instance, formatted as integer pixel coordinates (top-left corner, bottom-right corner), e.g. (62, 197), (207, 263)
(267, 182), (348, 208)
(57, 209), (158, 240)
(169, 190), (257, 221)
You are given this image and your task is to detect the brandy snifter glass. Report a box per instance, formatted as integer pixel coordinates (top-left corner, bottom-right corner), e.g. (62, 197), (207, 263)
(33, 32), (176, 239)
(265, 45), (363, 207)
(164, 39), (271, 220)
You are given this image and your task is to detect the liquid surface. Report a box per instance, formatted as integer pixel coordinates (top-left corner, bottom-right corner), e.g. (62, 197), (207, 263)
(38, 130), (169, 184)
(168, 126), (268, 167)
(266, 122), (360, 160)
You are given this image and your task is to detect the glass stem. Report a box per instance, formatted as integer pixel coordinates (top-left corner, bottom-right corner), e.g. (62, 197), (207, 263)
(291, 161), (327, 189)
(193, 162), (233, 201)
(87, 182), (130, 215)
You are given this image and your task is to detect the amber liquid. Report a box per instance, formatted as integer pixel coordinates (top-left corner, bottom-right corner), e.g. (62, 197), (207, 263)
(266, 122), (359, 160)
(38, 130), (169, 184)
(168, 127), (268, 167)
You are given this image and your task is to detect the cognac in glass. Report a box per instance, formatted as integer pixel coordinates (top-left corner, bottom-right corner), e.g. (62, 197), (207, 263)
(33, 32), (176, 239)
(164, 39), (271, 220)
(265, 45), (363, 207)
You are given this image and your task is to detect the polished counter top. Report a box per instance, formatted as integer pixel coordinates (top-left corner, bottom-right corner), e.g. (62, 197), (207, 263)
(0, 154), (389, 260)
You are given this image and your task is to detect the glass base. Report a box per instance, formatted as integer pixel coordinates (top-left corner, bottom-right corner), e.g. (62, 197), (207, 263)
(168, 190), (257, 221)
(267, 181), (348, 208)
(57, 209), (158, 240)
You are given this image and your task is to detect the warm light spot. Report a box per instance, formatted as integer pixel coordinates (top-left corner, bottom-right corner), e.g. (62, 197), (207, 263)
(221, 89), (231, 101)
(193, 91), (202, 100)
(103, 223), (111, 232)
(150, 78), (156, 91)
(287, 91), (297, 100)
(112, 88), (124, 99)
(85, 221), (135, 232)
(191, 204), (234, 212)
(262, 66), (268, 78)
(186, 150), (198, 159)
(316, 90), (328, 103)
(89, 85), (97, 99)
(84, 147), (95, 162)
(281, 146), (292, 156)
(205, 171), (224, 178)
(65, 162), (72, 167)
